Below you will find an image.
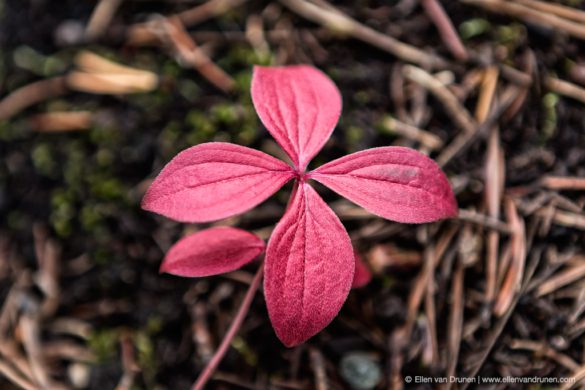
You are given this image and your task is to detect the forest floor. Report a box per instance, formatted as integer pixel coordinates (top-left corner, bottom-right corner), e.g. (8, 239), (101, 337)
(1, 0), (585, 389)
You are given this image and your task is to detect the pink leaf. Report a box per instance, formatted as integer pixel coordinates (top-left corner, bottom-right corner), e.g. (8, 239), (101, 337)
(264, 183), (354, 347)
(310, 147), (458, 223)
(161, 227), (265, 277)
(251, 65), (342, 171)
(142, 142), (294, 223)
(352, 252), (372, 288)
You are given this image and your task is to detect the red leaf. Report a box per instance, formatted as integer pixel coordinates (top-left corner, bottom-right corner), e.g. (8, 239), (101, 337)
(251, 65), (342, 171)
(264, 183), (354, 347)
(352, 252), (372, 288)
(310, 147), (458, 223)
(142, 142), (294, 222)
(160, 227), (265, 277)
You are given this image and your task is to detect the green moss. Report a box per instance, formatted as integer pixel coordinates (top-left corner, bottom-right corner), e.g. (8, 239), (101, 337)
(542, 92), (558, 141)
(459, 19), (491, 40)
(495, 23), (526, 51)
(353, 90), (371, 106)
(186, 111), (216, 145)
(231, 336), (258, 366)
(95, 148), (115, 167)
(211, 103), (239, 126)
(0, 119), (29, 140)
(11, 45), (66, 77)
(135, 331), (156, 384)
(178, 79), (201, 102)
(88, 329), (119, 362)
(345, 126), (364, 152)
(89, 174), (125, 200)
(80, 204), (103, 231)
(31, 143), (58, 178)
(7, 210), (29, 231)
(234, 70), (253, 94)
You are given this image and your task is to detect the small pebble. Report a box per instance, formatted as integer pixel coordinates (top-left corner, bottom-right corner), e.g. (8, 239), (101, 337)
(68, 362), (91, 389)
(340, 352), (382, 390)
(54, 20), (85, 46)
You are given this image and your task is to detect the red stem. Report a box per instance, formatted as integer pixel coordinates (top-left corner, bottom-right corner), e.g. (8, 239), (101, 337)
(191, 265), (264, 390)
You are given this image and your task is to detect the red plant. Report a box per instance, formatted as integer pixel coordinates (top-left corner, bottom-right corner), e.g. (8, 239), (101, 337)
(142, 65), (457, 347)
(161, 226), (372, 288)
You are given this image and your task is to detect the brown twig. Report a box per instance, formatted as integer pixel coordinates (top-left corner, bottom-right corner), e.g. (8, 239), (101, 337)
(379, 115), (444, 150)
(540, 176), (585, 191)
(446, 260), (464, 390)
(85, 0), (124, 41)
(309, 348), (328, 390)
(456, 209), (512, 234)
(461, 0), (585, 40)
(536, 257), (585, 297)
(279, 0), (450, 69)
(0, 358), (39, 390)
(545, 76), (585, 105)
(509, 339), (579, 371)
(437, 85), (521, 167)
(512, 0), (585, 25)
(154, 17), (235, 93)
(126, 0), (250, 45)
(478, 66), (502, 308)
(421, 0), (468, 61)
(0, 77), (67, 121)
(402, 65), (477, 134)
(494, 199), (526, 316)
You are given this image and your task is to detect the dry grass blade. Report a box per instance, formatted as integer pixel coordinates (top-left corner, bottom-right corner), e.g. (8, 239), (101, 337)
(536, 256), (585, 297)
(461, 0), (585, 40)
(67, 51), (158, 94)
(494, 199), (526, 316)
(279, 0), (449, 69)
(75, 51), (153, 77)
(30, 111), (93, 132)
(67, 71), (157, 94)
(421, 0), (468, 61)
(475, 66), (499, 123)
(0, 77), (67, 121)
(379, 115), (444, 150)
(540, 176), (585, 191)
(402, 65), (477, 134)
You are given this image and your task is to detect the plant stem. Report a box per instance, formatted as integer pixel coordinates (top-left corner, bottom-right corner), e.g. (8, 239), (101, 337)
(191, 265), (264, 390)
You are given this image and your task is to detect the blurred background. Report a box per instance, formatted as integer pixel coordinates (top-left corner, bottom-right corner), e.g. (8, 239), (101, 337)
(1, 0), (585, 389)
